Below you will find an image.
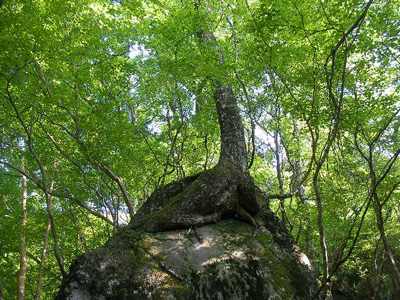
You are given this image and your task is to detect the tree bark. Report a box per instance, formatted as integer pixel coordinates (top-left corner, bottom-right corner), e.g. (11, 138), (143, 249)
(368, 160), (400, 298)
(214, 83), (248, 172)
(197, 28), (249, 172)
(374, 200), (400, 298)
(273, 130), (287, 226)
(35, 213), (51, 300)
(129, 22), (260, 233)
(35, 158), (57, 300)
(96, 162), (135, 218)
(17, 158), (28, 300)
(313, 174), (329, 287)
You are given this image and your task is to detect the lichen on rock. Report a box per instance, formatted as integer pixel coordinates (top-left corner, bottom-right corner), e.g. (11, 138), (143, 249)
(56, 213), (319, 300)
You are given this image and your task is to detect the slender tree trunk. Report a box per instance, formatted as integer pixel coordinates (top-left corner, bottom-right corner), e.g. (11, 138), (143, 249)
(35, 215), (51, 300)
(45, 184), (66, 279)
(17, 158), (28, 300)
(354, 134), (400, 298)
(6, 92), (67, 278)
(312, 110), (340, 298)
(369, 167), (400, 298)
(274, 130), (286, 225)
(35, 157), (57, 300)
(313, 173), (329, 296)
(299, 187), (314, 259)
(374, 203), (400, 298)
(35, 215), (51, 299)
(96, 162), (134, 218)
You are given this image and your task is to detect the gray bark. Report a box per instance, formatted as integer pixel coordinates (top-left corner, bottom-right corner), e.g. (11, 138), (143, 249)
(17, 159), (28, 300)
(215, 84), (248, 172)
(128, 16), (259, 233)
(368, 158), (400, 298)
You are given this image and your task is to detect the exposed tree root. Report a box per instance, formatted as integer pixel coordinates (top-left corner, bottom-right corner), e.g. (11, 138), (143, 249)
(129, 162), (261, 233)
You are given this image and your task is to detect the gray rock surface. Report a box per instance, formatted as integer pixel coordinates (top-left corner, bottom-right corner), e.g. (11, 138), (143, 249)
(56, 216), (318, 299)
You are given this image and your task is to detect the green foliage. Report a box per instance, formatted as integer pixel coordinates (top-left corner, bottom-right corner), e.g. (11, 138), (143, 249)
(1, 0), (399, 298)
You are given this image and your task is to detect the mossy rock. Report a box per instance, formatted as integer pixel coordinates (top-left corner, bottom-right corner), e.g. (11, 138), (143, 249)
(56, 215), (319, 299)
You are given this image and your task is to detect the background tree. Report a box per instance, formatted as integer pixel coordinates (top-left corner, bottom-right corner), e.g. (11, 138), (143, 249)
(1, 0), (399, 298)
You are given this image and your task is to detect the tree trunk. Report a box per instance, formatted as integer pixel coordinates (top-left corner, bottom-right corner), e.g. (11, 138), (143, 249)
(369, 167), (400, 298)
(17, 158), (28, 300)
(35, 214), (51, 300)
(214, 83), (248, 172)
(35, 157), (57, 300)
(273, 130), (286, 226)
(374, 203), (400, 298)
(197, 27), (249, 172)
(128, 22), (260, 233)
(313, 175), (329, 286)
(299, 187), (314, 259)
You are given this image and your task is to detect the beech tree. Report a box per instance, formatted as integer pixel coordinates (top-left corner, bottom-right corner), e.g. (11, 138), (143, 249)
(129, 4), (260, 232)
(1, 0), (399, 298)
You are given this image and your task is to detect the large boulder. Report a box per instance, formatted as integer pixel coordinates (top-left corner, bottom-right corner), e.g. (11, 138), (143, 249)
(56, 210), (318, 299)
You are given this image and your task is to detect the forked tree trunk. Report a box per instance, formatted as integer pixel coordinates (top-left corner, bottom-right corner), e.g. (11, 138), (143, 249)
(369, 168), (400, 298)
(374, 203), (400, 298)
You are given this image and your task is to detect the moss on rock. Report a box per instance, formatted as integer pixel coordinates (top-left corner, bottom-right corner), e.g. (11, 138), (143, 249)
(56, 213), (319, 300)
